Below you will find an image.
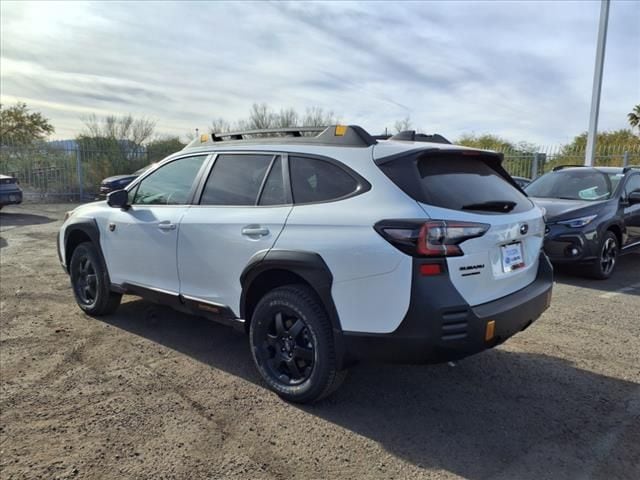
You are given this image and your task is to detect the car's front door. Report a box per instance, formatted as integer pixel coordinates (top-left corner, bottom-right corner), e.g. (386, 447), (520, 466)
(622, 173), (640, 248)
(102, 154), (209, 293)
(177, 153), (291, 314)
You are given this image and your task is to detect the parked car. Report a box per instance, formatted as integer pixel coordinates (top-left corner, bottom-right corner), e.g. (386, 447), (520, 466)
(99, 165), (154, 197)
(525, 165), (640, 279)
(513, 176), (531, 189)
(58, 126), (552, 403)
(0, 174), (23, 209)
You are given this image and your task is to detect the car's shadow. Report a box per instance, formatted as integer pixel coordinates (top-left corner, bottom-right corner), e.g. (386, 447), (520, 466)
(99, 300), (638, 479)
(0, 211), (56, 227)
(553, 252), (640, 296)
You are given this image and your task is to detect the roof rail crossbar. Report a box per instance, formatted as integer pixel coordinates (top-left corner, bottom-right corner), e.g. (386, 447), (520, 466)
(212, 126), (326, 141)
(187, 125), (377, 148)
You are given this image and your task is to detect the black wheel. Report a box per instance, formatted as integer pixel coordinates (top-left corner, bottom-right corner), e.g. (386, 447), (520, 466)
(587, 231), (618, 279)
(70, 242), (121, 315)
(249, 285), (347, 404)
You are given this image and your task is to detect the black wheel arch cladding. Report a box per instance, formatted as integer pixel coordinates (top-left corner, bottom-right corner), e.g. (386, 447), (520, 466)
(64, 218), (109, 278)
(240, 249), (344, 341)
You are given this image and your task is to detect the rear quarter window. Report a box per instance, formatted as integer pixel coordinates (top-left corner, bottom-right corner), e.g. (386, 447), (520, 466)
(289, 156), (362, 204)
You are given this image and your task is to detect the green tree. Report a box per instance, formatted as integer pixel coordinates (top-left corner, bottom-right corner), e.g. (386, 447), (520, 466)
(548, 129), (640, 169)
(0, 102), (54, 145)
(456, 133), (517, 151)
(147, 136), (185, 163)
(628, 104), (640, 132)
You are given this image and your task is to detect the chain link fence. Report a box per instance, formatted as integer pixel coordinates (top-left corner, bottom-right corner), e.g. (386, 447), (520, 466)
(0, 139), (176, 202)
(1, 141), (639, 202)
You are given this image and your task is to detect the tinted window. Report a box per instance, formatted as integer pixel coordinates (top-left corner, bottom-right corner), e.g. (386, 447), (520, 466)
(415, 155), (531, 213)
(200, 154), (272, 205)
(526, 170), (619, 201)
(132, 155), (206, 205)
(290, 156), (359, 204)
(625, 175), (640, 196)
(259, 157), (287, 206)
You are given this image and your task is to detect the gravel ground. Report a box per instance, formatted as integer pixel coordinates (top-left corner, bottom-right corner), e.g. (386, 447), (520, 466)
(1, 203), (639, 480)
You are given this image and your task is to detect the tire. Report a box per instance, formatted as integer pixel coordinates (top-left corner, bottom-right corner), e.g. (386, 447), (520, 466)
(249, 285), (347, 404)
(69, 241), (122, 315)
(587, 231), (618, 280)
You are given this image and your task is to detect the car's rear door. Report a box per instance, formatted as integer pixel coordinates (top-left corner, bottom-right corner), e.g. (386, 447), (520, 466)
(101, 154), (209, 293)
(177, 153), (291, 314)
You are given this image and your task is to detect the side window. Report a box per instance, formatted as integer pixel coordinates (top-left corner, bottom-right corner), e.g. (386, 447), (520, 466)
(200, 154), (273, 206)
(290, 156), (359, 204)
(625, 175), (640, 197)
(259, 157), (287, 206)
(132, 155), (206, 205)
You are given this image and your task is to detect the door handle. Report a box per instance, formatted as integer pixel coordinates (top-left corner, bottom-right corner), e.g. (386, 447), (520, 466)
(241, 226), (270, 237)
(158, 222), (177, 231)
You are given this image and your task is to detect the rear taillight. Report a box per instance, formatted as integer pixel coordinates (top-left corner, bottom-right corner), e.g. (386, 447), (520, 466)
(375, 220), (489, 257)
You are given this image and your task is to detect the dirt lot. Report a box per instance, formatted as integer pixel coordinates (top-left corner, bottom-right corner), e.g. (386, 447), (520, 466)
(1, 203), (639, 480)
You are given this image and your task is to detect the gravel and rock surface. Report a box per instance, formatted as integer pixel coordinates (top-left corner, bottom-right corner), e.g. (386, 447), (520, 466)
(1, 204), (639, 479)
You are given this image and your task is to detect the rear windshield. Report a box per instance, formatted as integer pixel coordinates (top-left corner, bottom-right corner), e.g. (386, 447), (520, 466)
(379, 152), (533, 214)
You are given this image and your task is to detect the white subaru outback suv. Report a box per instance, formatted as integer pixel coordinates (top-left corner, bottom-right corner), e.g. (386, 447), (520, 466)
(58, 125), (553, 403)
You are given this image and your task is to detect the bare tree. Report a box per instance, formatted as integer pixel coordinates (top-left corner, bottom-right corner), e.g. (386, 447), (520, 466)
(210, 117), (233, 134)
(81, 113), (156, 147)
(274, 108), (299, 128)
(246, 103), (276, 130)
(393, 116), (412, 134)
(302, 106), (338, 127)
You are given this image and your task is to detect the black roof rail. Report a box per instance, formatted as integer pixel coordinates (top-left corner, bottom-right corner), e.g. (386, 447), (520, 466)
(185, 125), (377, 149)
(622, 165), (640, 173)
(375, 130), (451, 145)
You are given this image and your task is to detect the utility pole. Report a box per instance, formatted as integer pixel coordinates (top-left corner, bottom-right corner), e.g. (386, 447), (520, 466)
(585, 0), (610, 166)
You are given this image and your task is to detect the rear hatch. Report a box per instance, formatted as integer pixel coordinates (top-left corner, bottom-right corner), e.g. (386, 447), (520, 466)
(376, 148), (545, 306)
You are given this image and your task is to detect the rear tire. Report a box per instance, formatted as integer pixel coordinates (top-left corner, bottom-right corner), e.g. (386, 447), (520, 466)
(587, 231), (618, 280)
(249, 285), (346, 404)
(70, 242), (121, 315)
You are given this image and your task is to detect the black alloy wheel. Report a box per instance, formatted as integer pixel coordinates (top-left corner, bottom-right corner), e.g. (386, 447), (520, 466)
(588, 231), (618, 279)
(70, 242), (122, 315)
(249, 285), (347, 403)
(257, 310), (315, 385)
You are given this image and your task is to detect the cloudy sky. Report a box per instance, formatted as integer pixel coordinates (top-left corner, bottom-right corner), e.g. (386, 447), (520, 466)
(1, 0), (638, 145)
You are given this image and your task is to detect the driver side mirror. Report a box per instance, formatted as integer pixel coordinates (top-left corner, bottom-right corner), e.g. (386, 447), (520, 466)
(107, 189), (130, 209)
(629, 190), (640, 206)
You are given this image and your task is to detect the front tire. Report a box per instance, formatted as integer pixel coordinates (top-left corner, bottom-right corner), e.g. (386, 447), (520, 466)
(70, 242), (122, 315)
(587, 231), (618, 279)
(249, 285), (346, 404)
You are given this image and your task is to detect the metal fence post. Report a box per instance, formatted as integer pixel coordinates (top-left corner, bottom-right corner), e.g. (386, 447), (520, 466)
(531, 153), (540, 179)
(76, 146), (84, 201)
(623, 151), (629, 167)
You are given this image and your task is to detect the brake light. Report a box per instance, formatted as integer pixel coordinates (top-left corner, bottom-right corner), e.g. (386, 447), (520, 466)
(375, 220), (489, 257)
(417, 221), (489, 256)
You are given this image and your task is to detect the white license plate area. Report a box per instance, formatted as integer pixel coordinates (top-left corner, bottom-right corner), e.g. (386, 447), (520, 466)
(501, 242), (525, 272)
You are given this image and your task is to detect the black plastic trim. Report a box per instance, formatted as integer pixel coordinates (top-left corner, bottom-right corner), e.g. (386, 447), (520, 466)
(342, 254), (553, 364)
(62, 218), (107, 275)
(240, 249), (345, 366)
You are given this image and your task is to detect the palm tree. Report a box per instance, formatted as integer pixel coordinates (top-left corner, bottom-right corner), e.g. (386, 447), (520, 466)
(628, 104), (640, 132)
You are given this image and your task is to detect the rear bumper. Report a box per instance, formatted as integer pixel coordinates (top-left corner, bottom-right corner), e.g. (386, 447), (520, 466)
(343, 253), (553, 364)
(0, 190), (23, 206)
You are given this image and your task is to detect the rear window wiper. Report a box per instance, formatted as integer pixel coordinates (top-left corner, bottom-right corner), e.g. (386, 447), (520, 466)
(461, 200), (517, 212)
